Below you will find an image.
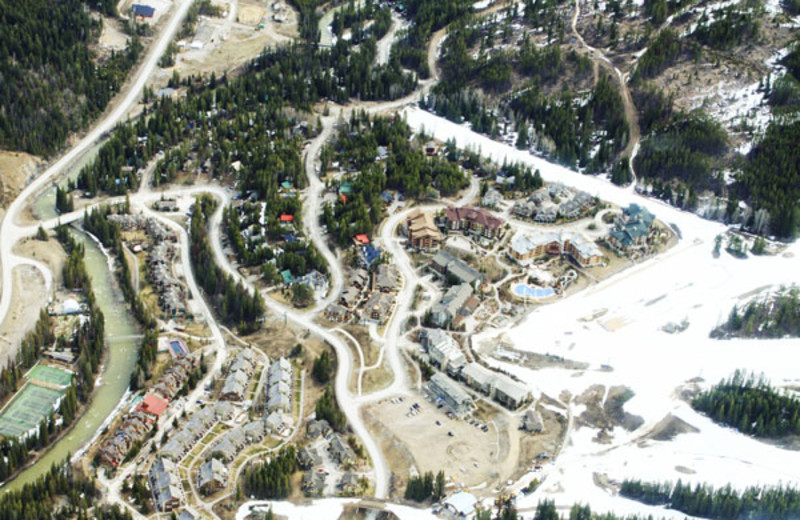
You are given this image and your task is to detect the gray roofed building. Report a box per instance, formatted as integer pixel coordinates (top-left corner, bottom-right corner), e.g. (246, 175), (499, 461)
(461, 363), (531, 409)
(266, 411), (292, 435)
(198, 458), (227, 495)
(267, 358), (293, 412)
(243, 420), (267, 443)
(269, 380), (291, 397)
(493, 376), (531, 409)
(534, 206), (558, 223)
(430, 250), (483, 287)
(220, 369), (249, 401)
(325, 304), (350, 322)
(150, 457), (184, 511)
(268, 358), (292, 383)
(161, 406), (222, 462)
(214, 402), (235, 420)
(558, 199), (582, 220)
(522, 409), (545, 433)
(229, 349), (255, 375)
(530, 189), (549, 204)
(481, 188), (503, 209)
(348, 269), (370, 289)
(329, 433), (356, 465)
(302, 470), (327, 496)
(212, 429), (246, 461)
(339, 472), (362, 495)
(307, 419), (332, 439)
(461, 363), (498, 395)
(375, 264), (398, 293)
(512, 199), (536, 218)
(298, 446), (322, 469)
(420, 329), (466, 375)
(429, 373), (474, 417)
(430, 283), (473, 328)
(161, 431), (193, 461)
(267, 392), (291, 413)
(362, 291), (395, 324)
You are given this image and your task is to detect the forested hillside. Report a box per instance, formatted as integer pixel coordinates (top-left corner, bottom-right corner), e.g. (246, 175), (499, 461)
(190, 195), (265, 333)
(621, 478), (800, 520)
(0, 460), (127, 520)
(714, 285), (800, 338)
(424, 1), (625, 173)
(692, 370), (800, 437)
(0, 0), (138, 156)
(71, 34), (417, 201)
(391, 0), (474, 78)
(320, 112), (470, 246)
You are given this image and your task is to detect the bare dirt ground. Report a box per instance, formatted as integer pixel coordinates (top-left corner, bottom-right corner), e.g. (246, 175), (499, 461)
(511, 405), (566, 481)
(365, 391), (523, 499)
(575, 384), (644, 442)
(153, 0), (299, 86)
(643, 413), (700, 442)
(0, 236), (66, 362)
(0, 151), (41, 207)
(341, 325), (392, 394)
(0, 236), (64, 361)
(96, 17), (130, 56)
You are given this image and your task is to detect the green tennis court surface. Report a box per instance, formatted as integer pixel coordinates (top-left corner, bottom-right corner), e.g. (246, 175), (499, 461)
(28, 364), (73, 388)
(0, 383), (64, 438)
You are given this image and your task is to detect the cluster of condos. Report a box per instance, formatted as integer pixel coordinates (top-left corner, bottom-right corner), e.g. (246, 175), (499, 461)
(509, 203), (659, 268)
(99, 353), (196, 467)
(420, 329), (530, 416)
(406, 205), (506, 250)
(148, 352), (295, 511)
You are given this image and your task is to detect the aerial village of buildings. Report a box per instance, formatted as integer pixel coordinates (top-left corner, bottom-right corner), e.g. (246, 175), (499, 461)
(0, 117), (675, 520)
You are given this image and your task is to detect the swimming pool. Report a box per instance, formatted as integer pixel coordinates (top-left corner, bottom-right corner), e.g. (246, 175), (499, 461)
(513, 284), (555, 299)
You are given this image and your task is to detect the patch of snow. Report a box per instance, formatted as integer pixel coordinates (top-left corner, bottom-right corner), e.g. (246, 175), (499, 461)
(406, 106), (800, 517)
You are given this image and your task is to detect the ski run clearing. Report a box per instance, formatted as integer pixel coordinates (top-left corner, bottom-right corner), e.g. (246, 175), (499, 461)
(237, 109), (800, 519)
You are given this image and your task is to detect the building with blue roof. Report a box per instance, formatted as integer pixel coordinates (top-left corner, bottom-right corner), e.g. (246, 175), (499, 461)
(359, 245), (382, 268)
(607, 204), (657, 254)
(131, 4), (155, 17)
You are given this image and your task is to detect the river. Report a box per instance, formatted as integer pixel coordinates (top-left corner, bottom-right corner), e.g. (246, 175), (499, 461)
(3, 230), (139, 492)
(31, 143), (101, 221)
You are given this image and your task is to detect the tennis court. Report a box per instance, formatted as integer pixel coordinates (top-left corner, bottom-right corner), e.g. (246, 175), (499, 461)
(28, 364), (73, 388)
(0, 383), (64, 438)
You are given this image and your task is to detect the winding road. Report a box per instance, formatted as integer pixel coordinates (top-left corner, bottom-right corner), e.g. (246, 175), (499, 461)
(0, 0), (196, 337)
(570, 0), (641, 189)
(0, 0), (729, 515)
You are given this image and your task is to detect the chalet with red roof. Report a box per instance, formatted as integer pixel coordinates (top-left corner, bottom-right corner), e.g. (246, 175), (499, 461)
(136, 393), (170, 420)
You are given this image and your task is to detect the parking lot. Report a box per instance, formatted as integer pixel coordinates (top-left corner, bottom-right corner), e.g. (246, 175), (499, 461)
(367, 392), (519, 490)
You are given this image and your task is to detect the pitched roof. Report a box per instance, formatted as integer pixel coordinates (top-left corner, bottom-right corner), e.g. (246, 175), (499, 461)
(445, 492), (478, 516)
(137, 393), (169, 417)
(131, 4), (155, 16)
(445, 206), (505, 230)
(281, 270), (295, 284)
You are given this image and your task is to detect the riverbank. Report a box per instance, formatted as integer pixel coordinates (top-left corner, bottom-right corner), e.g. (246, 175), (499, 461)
(2, 229), (139, 492)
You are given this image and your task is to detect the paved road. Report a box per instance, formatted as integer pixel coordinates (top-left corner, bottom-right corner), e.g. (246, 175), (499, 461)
(301, 118), (343, 313)
(205, 190), (392, 499)
(0, 0), (196, 332)
(357, 176), (480, 406)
